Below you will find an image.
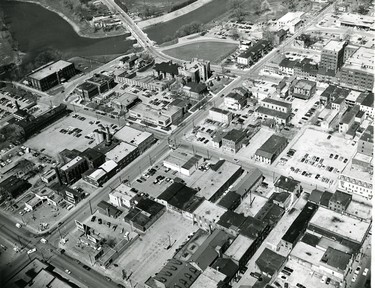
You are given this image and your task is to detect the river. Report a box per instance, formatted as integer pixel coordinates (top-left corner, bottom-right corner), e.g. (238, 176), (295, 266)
(0, 0), (135, 59)
(0, 0), (230, 59)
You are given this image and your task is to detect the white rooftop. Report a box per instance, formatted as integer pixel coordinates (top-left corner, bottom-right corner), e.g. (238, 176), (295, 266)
(278, 12), (305, 24)
(193, 200), (227, 224)
(100, 159), (118, 173)
(308, 206), (370, 243)
(194, 161), (241, 201)
(28, 60), (72, 80)
(60, 156), (83, 171)
(323, 40), (346, 52)
(224, 234), (255, 262)
(339, 13), (375, 30)
(88, 168), (106, 181)
(343, 46), (375, 74)
(346, 90), (362, 102)
(114, 126), (152, 147)
(290, 241), (324, 267)
(105, 142), (137, 163)
(191, 268), (226, 288)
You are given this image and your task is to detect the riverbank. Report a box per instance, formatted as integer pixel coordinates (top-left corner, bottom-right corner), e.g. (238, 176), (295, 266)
(13, 0), (129, 39)
(137, 0), (214, 29)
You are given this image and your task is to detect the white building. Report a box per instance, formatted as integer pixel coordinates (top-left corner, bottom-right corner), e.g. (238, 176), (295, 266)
(163, 150), (203, 176)
(108, 184), (137, 208)
(114, 126), (154, 154)
(338, 164), (373, 199)
(208, 107), (232, 124)
(277, 12), (305, 32)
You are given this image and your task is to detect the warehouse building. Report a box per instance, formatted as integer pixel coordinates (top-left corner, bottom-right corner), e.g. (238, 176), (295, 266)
(255, 135), (289, 164)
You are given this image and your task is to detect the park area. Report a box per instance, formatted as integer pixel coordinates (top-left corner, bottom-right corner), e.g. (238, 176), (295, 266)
(163, 41), (237, 64)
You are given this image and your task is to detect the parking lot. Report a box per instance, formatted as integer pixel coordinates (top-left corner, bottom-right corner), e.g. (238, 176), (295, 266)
(25, 112), (115, 157)
(278, 128), (357, 188)
(113, 212), (197, 285)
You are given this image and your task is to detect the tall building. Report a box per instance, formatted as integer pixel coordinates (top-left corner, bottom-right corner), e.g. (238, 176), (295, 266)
(340, 47), (374, 91)
(320, 40), (347, 72)
(179, 58), (211, 83)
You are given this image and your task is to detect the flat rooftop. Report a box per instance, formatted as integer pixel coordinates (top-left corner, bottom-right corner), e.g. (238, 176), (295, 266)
(346, 90), (362, 103)
(308, 206), (370, 243)
(290, 241), (324, 268)
(193, 200), (227, 224)
(262, 97), (291, 109)
(190, 268), (226, 288)
(340, 162), (373, 183)
(278, 11), (304, 23)
(323, 40), (346, 52)
(224, 234), (255, 262)
(105, 142), (137, 163)
(343, 46), (374, 74)
(60, 156), (83, 171)
(114, 126), (153, 147)
(194, 161), (241, 201)
(28, 60), (72, 80)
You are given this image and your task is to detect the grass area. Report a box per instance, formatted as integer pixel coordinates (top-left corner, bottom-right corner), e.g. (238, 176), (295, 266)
(163, 41), (237, 64)
(115, 0), (192, 15)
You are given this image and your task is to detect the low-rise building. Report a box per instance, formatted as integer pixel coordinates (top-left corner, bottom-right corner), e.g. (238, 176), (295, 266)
(328, 190), (352, 213)
(237, 40), (272, 66)
(357, 125), (373, 157)
(183, 82), (208, 99)
(256, 97), (292, 125)
(222, 129), (247, 154)
(86, 73), (116, 95)
(124, 197), (166, 232)
(255, 248), (286, 277)
(27, 60), (76, 91)
(194, 160), (243, 202)
(105, 142), (139, 170)
(255, 134), (289, 164)
(338, 164), (373, 199)
(153, 61), (180, 79)
(97, 200), (122, 218)
(358, 92), (374, 116)
(218, 191), (241, 211)
(224, 92), (247, 110)
(114, 126), (154, 154)
(274, 175), (302, 198)
(208, 107), (232, 124)
(129, 102), (183, 128)
(338, 13), (375, 31)
(75, 82), (100, 100)
(233, 168), (264, 200)
(339, 105), (360, 134)
(278, 202), (318, 251)
(193, 200), (227, 232)
(307, 206), (371, 251)
(290, 79), (316, 100)
(163, 150), (203, 176)
(116, 71), (172, 92)
(108, 184), (137, 208)
(82, 160), (118, 187)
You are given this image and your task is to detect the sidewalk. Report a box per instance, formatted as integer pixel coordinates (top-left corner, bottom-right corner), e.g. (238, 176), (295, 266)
(136, 0), (214, 29)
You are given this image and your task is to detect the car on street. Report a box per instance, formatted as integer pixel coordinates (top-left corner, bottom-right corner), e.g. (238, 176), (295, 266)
(65, 269), (71, 274)
(250, 272), (262, 280)
(83, 265), (91, 271)
(363, 268), (369, 276)
(105, 277), (112, 282)
(320, 275), (327, 283)
(27, 248), (37, 254)
(355, 266), (361, 274)
(352, 274), (357, 282)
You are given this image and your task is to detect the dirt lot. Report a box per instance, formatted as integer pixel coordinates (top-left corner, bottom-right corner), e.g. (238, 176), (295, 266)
(113, 211), (197, 285)
(25, 112), (114, 157)
(279, 128), (357, 189)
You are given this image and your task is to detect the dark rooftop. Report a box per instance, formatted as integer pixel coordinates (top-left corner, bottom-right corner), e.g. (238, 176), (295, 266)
(217, 211), (247, 231)
(256, 135), (288, 159)
(218, 191), (241, 210)
(238, 40), (271, 59)
(239, 216), (267, 240)
(97, 200), (122, 218)
(210, 258), (238, 282)
(185, 82), (207, 94)
(360, 125), (373, 143)
(158, 182), (202, 212)
(255, 202), (285, 225)
(154, 61), (180, 75)
(269, 192), (291, 204)
(320, 191), (333, 207)
(76, 81), (98, 91)
(223, 129), (247, 143)
(301, 232), (321, 247)
(281, 202), (318, 245)
(321, 247), (351, 271)
(234, 168), (263, 197)
(329, 190), (352, 207)
(360, 92), (374, 107)
(80, 148), (104, 162)
(274, 175), (300, 192)
(255, 248), (286, 276)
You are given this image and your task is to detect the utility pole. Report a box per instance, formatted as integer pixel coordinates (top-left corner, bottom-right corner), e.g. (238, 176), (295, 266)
(58, 227), (62, 240)
(88, 199), (93, 215)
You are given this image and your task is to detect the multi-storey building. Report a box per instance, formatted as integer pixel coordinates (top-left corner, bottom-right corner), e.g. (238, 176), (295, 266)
(237, 40), (272, 66)
(28, 61), (76, 91)
(222, 129), (247, 154)
(339, 47), (374, 91)
(320, 40), (347, 72)
(357, 125), (373, 156)
(179, 58), (211, 82)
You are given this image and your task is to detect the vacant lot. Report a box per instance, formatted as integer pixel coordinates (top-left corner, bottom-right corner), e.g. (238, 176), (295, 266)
(163, 41), (237, 64)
